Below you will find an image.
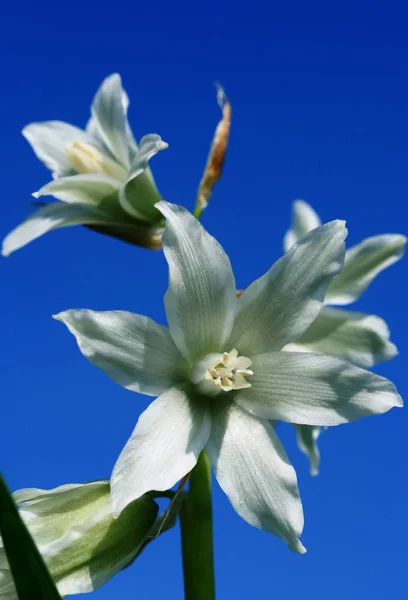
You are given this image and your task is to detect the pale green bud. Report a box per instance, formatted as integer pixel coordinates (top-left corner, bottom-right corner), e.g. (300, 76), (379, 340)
(0, 481), (158, 597)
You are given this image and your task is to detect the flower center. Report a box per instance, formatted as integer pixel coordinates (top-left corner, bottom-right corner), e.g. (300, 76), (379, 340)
(192, 349), (253, 395)
(66, 141), (127, 180)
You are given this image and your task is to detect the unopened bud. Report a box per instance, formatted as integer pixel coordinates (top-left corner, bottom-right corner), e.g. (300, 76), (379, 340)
(0, 481), (158, 597)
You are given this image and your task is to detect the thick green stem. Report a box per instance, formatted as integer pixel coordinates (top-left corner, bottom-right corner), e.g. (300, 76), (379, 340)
(180, 451), (215, 600)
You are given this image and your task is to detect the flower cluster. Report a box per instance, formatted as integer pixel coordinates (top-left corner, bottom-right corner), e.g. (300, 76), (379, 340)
(1, 74), (405, 597)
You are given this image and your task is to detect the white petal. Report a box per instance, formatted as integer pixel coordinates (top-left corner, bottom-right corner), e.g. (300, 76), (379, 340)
(157, 202), (236, 362)
(235, 352), (402, 426)
(86, 115), (114, 156)
(283, 200), (322, 252)
(230, 221), (347, 355)
(119, 134), (168, 221)
(111, 386), (211, 517)
(295, 425), (321, 476)
(206, 402), (305, 553)
(90, 74), (131, 167)
(33, 173), (122, 206)
(2, 203), (118, 257)
(86, 88), (138, 163)
(326, 234), (407, 305)
(23, 121), (91, 178)
(54, 310), (186, 396)
(287, 306), (398, 368)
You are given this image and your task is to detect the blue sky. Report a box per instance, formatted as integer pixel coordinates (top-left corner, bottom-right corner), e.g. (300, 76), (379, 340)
(1, 1), (407, 598)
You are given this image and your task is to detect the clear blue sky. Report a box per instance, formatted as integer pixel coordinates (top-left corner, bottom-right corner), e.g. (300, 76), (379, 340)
(1, 1), (407, 598)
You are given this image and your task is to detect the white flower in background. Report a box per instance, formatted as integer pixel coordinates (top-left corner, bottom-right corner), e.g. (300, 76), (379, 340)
(2, 74), (168, 256)
(55, 202), (402, 554)
(0, 481), (159, 598)
(284, 200), (406, 474)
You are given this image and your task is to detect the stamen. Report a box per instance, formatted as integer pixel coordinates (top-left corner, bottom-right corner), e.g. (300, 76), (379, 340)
(204, 349), (253, 392)
(66, 141), (127, 180)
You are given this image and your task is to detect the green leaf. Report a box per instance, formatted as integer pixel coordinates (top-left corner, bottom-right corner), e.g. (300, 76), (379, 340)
(0, 473), (61, 599)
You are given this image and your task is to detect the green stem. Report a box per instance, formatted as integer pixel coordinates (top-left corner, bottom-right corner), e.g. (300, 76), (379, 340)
(180, 451), (215, 600)
(193, 205), (203, 220)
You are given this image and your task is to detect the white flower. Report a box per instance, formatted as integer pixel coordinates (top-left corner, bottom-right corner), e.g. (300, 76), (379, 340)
(284, 200), (406, 366)
(2, 74), (168, 256)
(283, 200), (406, 474)
(55, 202), (402, 554)
(0, 481), (159, 598)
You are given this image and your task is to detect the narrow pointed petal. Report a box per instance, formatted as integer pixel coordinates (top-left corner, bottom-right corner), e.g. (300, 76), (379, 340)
(283, 200), (322, 252)
(206, 402), (305, 553)
(285, 306), (398, 368)
(235, 352), (402, 426)
(90, 73), (131, 167)
(33, 174), (122, 206)
(230, 221), (347, 356)
(326, 234), (407, 305)
(23, 121), (91, 177)
(111, 386), (211, 517)
(86, 115), (114, 156)
(86, 85), (138, 163)
(54, 310), (187, 397)
(295, 425), (321, 476)
(2, 203), (118, 257)
(119, 135), (168, 221)
(157, 202), (236, 362)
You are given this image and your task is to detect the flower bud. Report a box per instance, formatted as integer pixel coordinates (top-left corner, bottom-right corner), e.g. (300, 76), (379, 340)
(0, 481), (158, 597)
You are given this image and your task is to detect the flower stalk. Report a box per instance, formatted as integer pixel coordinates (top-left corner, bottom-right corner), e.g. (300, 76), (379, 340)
(180, 451), (215, 600)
